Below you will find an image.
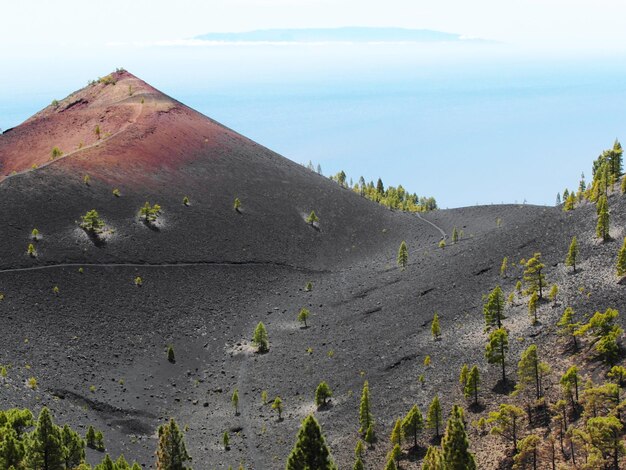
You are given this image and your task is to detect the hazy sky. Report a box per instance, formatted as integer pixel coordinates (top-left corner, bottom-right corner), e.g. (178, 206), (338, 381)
(3, 1), (626, 53)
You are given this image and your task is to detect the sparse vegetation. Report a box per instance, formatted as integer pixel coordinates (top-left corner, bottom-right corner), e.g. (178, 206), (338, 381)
(140, 202), (162, 224)
(297, 308), (310, 328)
(79, 209), (105, 234)
(305, 210), (319, 226)
(397, 240), (408, 269)
(253, 322), (269, 353)
(167, 345), (175, 363)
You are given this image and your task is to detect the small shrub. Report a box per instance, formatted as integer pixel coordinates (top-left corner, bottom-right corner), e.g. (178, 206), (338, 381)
(78, 267), (84, 274)
(27, 244), (37, 258)
(31, 164), (38, 170)
(51, 99), (59, 107)
(79, 210), (105, 234)
(134, 276), (142, 287)
(140, 202), (161, 224)
(51, 146), (63, 159)
(112, 188), (121, 197)
(27, 377), (37, 389)
(272, 397), (283, 420)
(0, 366), (7, 378)
(304, 281), (313, 292)
(83, 174), (91, 186)
(438, 239), (446, 249)
(183, 196), (190, 206)
(89, 385), (96, 393)
(424, 355), (431, 367)
(261, 390), (268, 404)
(305, 211), (319, 225)
(94, 430), (105, 451)
(234, 198), (241, 212)
(31, 228), (39, 240)
(167, 345), (175, 363)
(297, 308), (310, 328)
(253, 322), (269, 353)
(223, 431), (230, 450)
(53, 286), (59, 296)
(315, 381), (332, 407)
(94, 125), (101, 139)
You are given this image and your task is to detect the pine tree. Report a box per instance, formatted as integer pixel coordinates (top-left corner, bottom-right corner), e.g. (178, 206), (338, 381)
(233, 198), (241, 212)
(549, 284), (558, 306)
(441, 405), (476, 469)
(232, 388), (239, 415)
(389, 418), (402, 447)
(557, 306), (580, 350)
(401, 405), (424, 448)
(622, 174), (626, 194)
(431, 313), (441, 340)
(383, 456), (397, 470)
(86, 425), (97, 448)
(564, 193), (575, 211)
(61, 423), (85, 468)
(0, 429), (24, 469)
(297, 308), (310, 328)
(560, 365), (580, 405)
(364, 423), (375, 445)
(464, 366), (480, 406)
(427, 395), (443, 438)
(565, 236), (579, 272)
(306, 211), (319, 226)
(24, 407), (65, 470)
(272, 397), (283, 420)
(397, 241), (408, 269)
(353, 457), (364, 470)
(155, 418), (191, 470)
(617, 238), (626, 277)
(452, 227), (459, 244)
(223, 431), (230, 450)
(485, 328), (509, 383)
(354, 439), (364, 459)
(596, 195), (610, 241)
(315, 381), (332, 407)
(516, 344), (550, 399)
(359, 381), (373, 434)
(167, 345), (176, 363)
(253, 322), (269, 353)
(523, 253), (547, 299)
(422, 446), (444, 469)
(528, 291), (539, 325)
(459, 364), (469, 391)
(513, 434), (540, 469)
(285, 415), (337, 470)
(608, 365), (626, 387)
(376, 178), (384, 194)
(500, 257), (508, 277)
(487, 403), (524, 450)
(586, 416), (624, 469)
(555, 192), (561, 205)
(389, 444), (402, 467)
(483, 285), (506, 329)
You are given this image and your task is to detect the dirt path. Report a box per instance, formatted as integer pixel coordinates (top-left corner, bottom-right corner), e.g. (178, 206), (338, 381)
(416, 211), (447, 241)
(1, 99), (144, 184)
(0, 260), (327, 275)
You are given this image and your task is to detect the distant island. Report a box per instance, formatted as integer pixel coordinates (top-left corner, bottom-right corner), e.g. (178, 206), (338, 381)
(194, 27), (481, 43)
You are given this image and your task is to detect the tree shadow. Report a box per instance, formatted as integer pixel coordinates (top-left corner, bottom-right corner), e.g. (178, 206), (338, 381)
(84, 230), (106, 247)
(492, 379), (516, 395)
(406, 445), (427, 462)
(317, 401), (334, 412)
(567, 267), (583, 275)
(468, 402), (486, 413)
(428, 435), (442, 446)
(143, 220), (160, 232)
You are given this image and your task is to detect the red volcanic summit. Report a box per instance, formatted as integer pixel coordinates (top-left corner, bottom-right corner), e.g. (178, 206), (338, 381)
(0, 70), (250, 184)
